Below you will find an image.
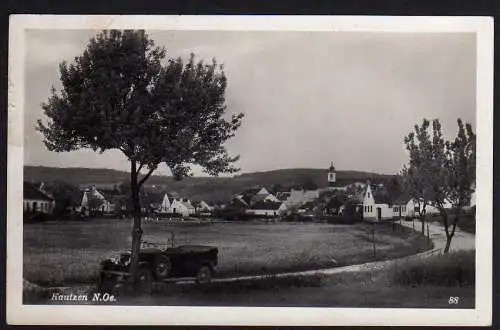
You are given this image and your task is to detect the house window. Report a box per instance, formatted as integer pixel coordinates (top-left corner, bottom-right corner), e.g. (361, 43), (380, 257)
(370, 206), (372, 212)
(367, 192), (371, 198)
(402, 206), (406, 212)
(33, 201), (38, 211)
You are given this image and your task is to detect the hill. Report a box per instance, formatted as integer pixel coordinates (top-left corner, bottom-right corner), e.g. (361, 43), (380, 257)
(24, 166), (394, 203)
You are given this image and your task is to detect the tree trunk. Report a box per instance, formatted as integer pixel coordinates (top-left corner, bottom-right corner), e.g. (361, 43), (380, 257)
(444, 235), (453, 253)
(440, 206), (453, 253)
(127, 161), (143, 290)
(444, 207), (461, 253)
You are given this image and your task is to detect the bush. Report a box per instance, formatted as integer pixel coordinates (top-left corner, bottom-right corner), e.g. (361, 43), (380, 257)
(426, 211), (476, 234)
(391, 250), (475, 287)
(23, 211), (54, 223)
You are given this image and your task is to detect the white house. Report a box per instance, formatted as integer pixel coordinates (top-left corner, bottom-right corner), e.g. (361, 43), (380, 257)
(196, 200), (214, 214)
(246, 201), (288, 217)
(362, 184), (393, 221)
(160, 193), (195, 216)
(403, 198), (441, 218)
(284, 189), (320, 208)
(23, 182), (55, 214)
(79, 187), (112, 214)
(181, 199), (196, 216)
(236, 187), (271, 205)
(251, 193), (280, 204)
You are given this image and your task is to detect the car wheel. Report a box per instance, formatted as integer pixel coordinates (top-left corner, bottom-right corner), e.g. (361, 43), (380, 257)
(153, 255), (171, 280)
(135, 268), (152, 295)
(195, 266), (212, 284)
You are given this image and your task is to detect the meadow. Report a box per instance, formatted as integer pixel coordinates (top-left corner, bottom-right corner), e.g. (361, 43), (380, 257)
(24, 218), (433, 286)
(126, 250), (475, 308)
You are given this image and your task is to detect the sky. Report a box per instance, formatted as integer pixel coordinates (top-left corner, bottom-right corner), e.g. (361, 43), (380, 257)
(24, 30), (476, 177)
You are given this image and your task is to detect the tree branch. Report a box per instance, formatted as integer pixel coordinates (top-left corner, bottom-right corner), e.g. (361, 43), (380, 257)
(138, 167), (156, 188)
(137, 162), (145, 175)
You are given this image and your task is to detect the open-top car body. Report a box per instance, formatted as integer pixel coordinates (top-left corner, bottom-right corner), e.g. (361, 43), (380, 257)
(98, 242), (218, 294)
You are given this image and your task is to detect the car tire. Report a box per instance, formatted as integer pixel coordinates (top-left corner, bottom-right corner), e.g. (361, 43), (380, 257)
(153, 255), (172, 280)
(195, 266), (212, 284)
(135, 267), (153, 295)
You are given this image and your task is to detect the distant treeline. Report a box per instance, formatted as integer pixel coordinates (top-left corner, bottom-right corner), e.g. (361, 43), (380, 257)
(24, 166), (394, 204)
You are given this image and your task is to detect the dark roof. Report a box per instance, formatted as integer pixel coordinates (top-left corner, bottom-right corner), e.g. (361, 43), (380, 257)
(231, 197), (249, 208)
(141, 190), (165, 204)
(239, 187), (264, 204)
(24, 182), (54, 201)
(249, 201), (282, 210)
(299, 201), (317, 210)
(326, 196), (346, 208)
(371, 185), (392, 205)
(250, 194), (269, 204)
(242, 187), (263, 195)
(392, 193), (411, 205)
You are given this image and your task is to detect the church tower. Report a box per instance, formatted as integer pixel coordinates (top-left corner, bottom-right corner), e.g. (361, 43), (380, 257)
(328, 162), (336, 187)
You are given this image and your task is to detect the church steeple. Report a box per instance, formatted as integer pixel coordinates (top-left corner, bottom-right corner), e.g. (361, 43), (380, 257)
(328, 161), (336, 187)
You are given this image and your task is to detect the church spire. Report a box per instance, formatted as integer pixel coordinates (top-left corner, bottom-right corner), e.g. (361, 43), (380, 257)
(328, 161), (336, 186)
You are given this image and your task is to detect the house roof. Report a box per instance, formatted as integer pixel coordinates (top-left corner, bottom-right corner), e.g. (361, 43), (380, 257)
(392, 193), (411, 205)
(251, 193), (274, 204)
(249, 201), (282, 211)
(24, 182), (54, 201)
(228, 197), (249, 208)
(241, 187), (262, 196)
(371, 186), (392, 205)
(299, 201), (317, 210)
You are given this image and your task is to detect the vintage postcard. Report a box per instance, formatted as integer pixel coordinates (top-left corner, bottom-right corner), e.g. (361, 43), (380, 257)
(7, 15), (493, 326)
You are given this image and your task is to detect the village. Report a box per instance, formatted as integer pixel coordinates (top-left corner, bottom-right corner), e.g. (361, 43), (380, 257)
(22, 161), (475, 224)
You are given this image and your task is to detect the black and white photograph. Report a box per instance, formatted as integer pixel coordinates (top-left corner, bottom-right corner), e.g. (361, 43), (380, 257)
(7, 15), (493, 326)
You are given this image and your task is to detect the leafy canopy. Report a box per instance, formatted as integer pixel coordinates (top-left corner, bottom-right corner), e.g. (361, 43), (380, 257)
(37, 30), (244, 180)
(402, 118), (475, 209)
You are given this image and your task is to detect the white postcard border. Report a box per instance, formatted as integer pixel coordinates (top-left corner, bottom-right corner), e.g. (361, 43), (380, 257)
(7, 15), (494, 326)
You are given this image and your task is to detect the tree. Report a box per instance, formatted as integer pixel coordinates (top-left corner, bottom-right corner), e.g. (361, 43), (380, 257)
(402, 119), (444, 234)
(402, 118), (475, 252)
(438, 119), (476, 252)
(46, 181), (81, 215)
(386, 175), (403, 202)
(301, 177), (317, 190)
(37, 30), (244, 288)
(87, 194), (105, 213)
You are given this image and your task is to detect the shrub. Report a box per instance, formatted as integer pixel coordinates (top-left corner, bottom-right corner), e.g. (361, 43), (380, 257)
(390, 250), (475, 287)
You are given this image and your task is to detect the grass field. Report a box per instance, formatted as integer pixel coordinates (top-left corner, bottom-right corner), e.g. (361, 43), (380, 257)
(24, 219), (432, 286)
(119, 250), (475, 308)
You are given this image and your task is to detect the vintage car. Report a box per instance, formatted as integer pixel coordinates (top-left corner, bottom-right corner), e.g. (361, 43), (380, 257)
(98, 242), (219, 294)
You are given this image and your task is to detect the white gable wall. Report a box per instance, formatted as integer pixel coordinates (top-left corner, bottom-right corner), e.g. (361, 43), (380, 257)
(256, 187), (270, 196)
(160, 194), (172, 212)
(405, 199), (440, 218)
(362, 185), (392, 220)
